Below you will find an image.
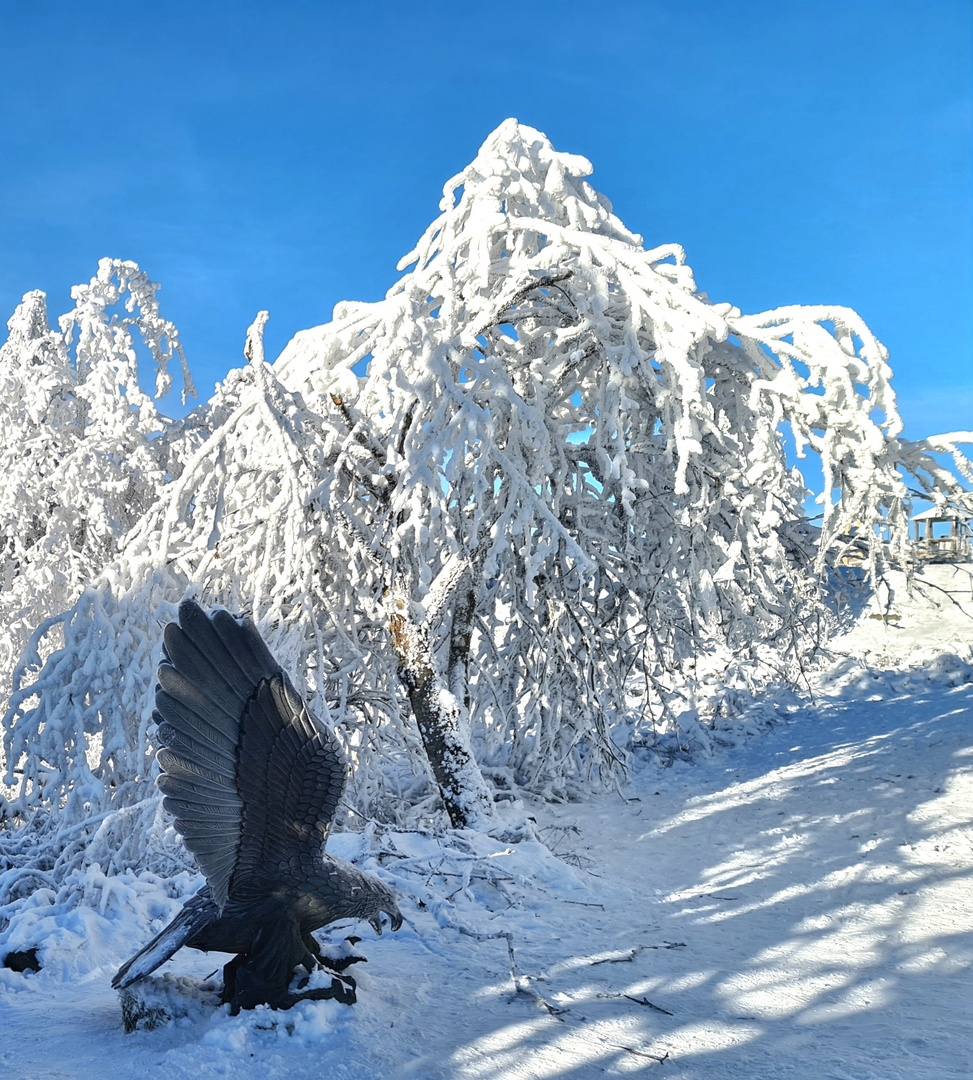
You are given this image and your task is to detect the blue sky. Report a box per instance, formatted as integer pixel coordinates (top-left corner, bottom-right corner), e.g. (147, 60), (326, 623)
(1, 1), (969, 439)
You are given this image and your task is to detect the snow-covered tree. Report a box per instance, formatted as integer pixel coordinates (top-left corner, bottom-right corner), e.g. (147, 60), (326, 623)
(2, 122), (970, 915)
(0, 313), (432, 891)
(274, 119), (972, 791)
(0, 262), (194, 707)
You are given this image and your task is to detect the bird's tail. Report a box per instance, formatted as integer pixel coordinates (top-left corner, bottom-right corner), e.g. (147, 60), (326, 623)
(112, 888), (218, 990)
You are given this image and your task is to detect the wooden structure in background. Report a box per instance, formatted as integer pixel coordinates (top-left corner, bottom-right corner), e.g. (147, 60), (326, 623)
(911, 507), (972, 562)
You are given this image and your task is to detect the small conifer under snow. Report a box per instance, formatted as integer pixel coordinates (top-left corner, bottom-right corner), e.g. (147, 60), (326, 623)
(0, 122), (970, 927)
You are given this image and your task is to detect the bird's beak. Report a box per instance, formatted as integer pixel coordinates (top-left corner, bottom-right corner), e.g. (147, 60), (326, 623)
(370, 906), (403, 935)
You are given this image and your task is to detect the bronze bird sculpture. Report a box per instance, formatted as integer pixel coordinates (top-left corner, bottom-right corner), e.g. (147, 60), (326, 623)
(113, 600), (401, 1012)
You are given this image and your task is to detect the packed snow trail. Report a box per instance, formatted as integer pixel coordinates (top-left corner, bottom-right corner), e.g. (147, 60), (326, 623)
(537, 678), (973, 1078)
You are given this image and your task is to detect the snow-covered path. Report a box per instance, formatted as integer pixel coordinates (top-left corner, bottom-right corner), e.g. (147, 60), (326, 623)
(543, 674), (973, 1078)
(2, 574), (972, 1078)
(408, 650), (968, 1080)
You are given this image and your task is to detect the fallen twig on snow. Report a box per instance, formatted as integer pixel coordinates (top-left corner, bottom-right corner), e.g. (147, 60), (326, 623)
(613, 1045), (670, 1064)
(588, 942), (686, 965)
(454, 926), (568, 1019)
(447, 926), (674, 1064)
(597, 991), (674, 1015)
(590, 945), (646, 965)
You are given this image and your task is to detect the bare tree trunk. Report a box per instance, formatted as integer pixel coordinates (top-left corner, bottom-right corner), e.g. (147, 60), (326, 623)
(388, 594), (493, 829)
(447, 582), (476, 711)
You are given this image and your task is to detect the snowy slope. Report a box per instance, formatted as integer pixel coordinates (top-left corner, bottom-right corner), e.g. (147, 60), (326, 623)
(1, 565), (971, 1079)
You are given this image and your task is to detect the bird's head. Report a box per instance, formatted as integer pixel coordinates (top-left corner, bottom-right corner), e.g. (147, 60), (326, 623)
(322, 856), (403, 935)
(364, 876), (403, 936)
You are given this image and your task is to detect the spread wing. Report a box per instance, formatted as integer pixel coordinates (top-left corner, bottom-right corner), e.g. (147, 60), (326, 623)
(231, 674), (348, 894)
(154, 600), (347, 910)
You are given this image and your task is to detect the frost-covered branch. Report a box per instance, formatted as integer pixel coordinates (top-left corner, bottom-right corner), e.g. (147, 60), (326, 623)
(0, 264), (194, 724)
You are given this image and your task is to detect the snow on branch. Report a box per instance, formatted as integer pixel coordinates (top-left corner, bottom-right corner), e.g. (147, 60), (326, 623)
(0, 264), (195, 740)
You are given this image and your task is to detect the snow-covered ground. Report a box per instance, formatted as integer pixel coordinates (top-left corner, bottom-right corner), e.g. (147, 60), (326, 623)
(2, 563), (971, 1079)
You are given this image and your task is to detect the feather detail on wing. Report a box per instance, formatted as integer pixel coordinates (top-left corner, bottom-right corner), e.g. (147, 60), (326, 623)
(154, 600), (345, 911)
(232, 674), (347, 891)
